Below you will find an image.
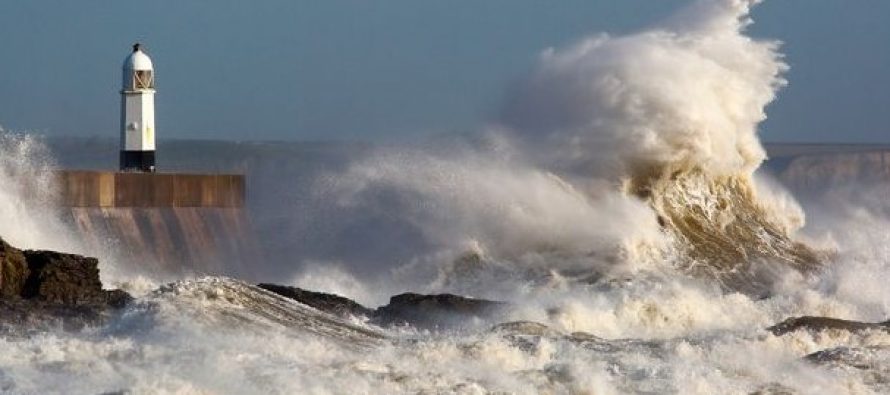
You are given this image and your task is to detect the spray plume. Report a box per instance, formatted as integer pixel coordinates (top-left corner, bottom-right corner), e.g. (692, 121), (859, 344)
(307, 0), (819, 296)
(501, 0), (784, 180)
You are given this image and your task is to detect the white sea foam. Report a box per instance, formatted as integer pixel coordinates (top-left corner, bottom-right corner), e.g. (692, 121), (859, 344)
(502, 0), (784, 180)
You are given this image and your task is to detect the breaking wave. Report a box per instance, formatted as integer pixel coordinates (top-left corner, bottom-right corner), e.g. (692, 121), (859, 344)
(0, 129), (74, 252)
(498, 0), (823, 290)
(298, 0), (821, 297)
(4, 275), (890, 394)
(632, 168), (820, 295)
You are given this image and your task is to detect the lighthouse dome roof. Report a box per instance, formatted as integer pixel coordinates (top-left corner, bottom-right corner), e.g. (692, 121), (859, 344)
(123, 44), (153, 71)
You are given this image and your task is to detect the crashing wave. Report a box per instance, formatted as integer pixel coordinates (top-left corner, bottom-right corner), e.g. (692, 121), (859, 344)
(137, 277), (386, 346)
(629, 166), (821, 294)
(494, 0), (824, 292)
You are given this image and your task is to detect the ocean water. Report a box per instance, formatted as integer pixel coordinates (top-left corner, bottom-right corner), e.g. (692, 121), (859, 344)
(3, 0), (890, 394)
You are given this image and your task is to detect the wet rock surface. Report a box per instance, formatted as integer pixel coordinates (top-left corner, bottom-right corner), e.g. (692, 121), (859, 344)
(0, 237), (132, 333)
(372, 292), (506, 329)
(257, 283), (373, 319)
(768, 316), (890, 336)
(0, 238), (29, 298)
(3, 234), (501, 334)
(766, 316), (890, 391)
(804, 346), (890, 391)
(21, 249), (130, 307)
(261, 285), (505, 330)
(805, 346), (890, 368)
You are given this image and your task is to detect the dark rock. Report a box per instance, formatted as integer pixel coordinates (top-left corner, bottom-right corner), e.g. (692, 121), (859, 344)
(22, 250), (102, 303)
(0, 237), (132, 333)
(21, 249), (131, 307)
(0, 298), (110, 334)
(257, 283), (373, 318)
(768, 316), (890, 336)
(0, 238), (28, 297)
(749, 383), (798, 395)
(491, 321), (559, 337)
(804, 345), (890, 375)
(373, 292), (505, 330)
(257, 282), (506, 330)
(806, 347), (874, 368)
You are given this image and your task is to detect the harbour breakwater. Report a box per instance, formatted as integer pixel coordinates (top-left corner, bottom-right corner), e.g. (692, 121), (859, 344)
(54, 170), (258, 279)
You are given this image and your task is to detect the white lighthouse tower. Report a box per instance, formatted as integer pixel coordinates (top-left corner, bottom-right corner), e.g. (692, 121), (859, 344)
(120, 43), (156, 172)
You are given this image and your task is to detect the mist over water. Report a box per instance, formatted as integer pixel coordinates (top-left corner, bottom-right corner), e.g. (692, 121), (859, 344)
(3, 0), (890, 394)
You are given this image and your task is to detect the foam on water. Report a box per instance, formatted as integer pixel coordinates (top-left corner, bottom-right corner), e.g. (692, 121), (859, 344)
(1, 270), (890, 394)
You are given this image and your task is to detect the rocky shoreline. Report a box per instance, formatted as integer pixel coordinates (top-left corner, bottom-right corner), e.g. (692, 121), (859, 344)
(3, 237), (889, 343)
(0, 237), (505, 333)
(0, 238), (131, 333)
(258, 283), (506, 330)
(768, 316), (890, 336)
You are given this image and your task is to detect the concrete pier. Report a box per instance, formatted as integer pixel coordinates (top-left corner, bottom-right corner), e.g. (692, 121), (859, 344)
(56, 171), (244, 207)
(54, 171), (257, 278)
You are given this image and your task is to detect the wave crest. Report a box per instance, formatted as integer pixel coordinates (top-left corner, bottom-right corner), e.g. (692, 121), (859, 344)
(629, 166), (821, 293)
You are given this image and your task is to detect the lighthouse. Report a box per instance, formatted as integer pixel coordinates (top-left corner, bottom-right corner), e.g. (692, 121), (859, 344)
(120, 43), (156, 172)
(52, 43), (250, 276)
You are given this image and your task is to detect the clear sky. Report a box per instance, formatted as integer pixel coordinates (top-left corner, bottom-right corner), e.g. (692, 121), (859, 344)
(0, 1), (887, 143)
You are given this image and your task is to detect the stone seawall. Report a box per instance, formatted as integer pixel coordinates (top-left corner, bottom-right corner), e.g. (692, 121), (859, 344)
(56, 171), (244, 207)
(55, 171), (258, 278)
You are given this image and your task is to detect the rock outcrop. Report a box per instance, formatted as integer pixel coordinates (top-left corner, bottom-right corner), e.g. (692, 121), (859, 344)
(260, 285), (505, 330)
(767, 316), (890, 385)
(257, 283), (373, 319)
(768, 316), (890, 336)
(373, 292), (506, 329)
(20, 250), (131, 307)
(0, 238), (29, 298)
(0, 237), (132, 333)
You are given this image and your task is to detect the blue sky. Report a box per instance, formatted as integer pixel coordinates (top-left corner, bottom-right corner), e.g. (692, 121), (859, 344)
(0, 1), (888, 143)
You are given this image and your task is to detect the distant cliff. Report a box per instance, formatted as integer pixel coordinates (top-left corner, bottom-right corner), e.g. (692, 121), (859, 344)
(763, 143), (890, 191)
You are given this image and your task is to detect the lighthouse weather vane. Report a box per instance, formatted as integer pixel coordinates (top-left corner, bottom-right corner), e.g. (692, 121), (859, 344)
(120, 43), (156, 172)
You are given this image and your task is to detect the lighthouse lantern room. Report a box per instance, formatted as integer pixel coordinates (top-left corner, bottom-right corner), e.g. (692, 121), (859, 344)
(120, 43), (156, 172)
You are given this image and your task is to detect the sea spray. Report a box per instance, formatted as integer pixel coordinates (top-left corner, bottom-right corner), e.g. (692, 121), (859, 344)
(0, 128), (138, 288)
(322, 150), (666, 288)
(0, 129), (77, 252)
(502, 0), (784, 180)
(303, 0), (818, 296)
(496, 0), (819, 290)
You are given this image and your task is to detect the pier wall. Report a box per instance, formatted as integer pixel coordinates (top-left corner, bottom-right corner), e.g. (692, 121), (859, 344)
(55, 171), (257, 278)
(56, 171), (244, 207)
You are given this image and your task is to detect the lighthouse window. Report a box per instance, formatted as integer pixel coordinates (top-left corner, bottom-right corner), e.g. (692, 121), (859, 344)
(134, 70), (154, 89)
